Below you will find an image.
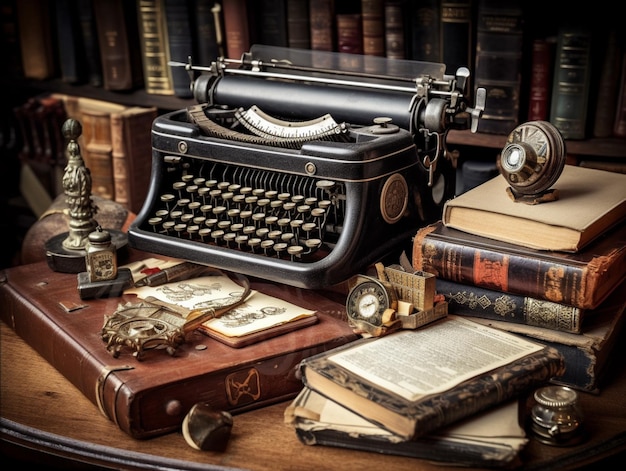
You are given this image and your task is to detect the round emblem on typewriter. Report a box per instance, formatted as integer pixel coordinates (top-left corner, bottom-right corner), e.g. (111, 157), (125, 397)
(380, 173), (408, 224)
(346, 276), (398, 328)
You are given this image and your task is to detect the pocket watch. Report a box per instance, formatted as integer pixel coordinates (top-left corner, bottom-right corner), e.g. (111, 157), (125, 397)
(346, 275), (398, 335)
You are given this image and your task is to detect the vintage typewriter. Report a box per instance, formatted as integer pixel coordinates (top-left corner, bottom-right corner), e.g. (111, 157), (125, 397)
(128, 45), (485, 289)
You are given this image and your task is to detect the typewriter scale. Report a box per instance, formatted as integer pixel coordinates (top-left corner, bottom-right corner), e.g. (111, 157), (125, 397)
(128, 46), (484, 289)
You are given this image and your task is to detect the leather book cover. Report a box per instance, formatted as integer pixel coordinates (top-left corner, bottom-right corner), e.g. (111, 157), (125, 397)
(0, 258), (358, 439)
(93, 0), (144, 91)
(527, 37), (555, 122)
(287, 0), (311, 49)
(163, 0), (195, 98)
(409, 0), (440, 63)
(413, 220), (626, 310)
(136, 0), (174, 95)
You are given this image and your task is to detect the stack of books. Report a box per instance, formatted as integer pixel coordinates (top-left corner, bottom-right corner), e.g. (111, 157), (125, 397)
(413, 164), (626, 393)
(285, 315), (565, 467)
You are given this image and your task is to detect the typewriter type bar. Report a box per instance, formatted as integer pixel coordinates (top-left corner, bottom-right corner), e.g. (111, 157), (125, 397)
(128, 46), (484, 289)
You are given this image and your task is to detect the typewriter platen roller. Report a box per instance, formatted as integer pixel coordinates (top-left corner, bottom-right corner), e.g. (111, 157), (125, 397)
(128, 45), (485, 289)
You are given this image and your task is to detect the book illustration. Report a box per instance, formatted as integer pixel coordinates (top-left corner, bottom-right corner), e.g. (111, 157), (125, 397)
(126, 272), (316, 339)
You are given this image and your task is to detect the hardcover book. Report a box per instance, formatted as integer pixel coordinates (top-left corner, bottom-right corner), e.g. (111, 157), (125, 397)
(110, 106), (158, 215)
(526, 37), (555, 122)
(408, 0), (440, 63)
(441, 164), (626, 252)
(286, 0), (311, 49)
(549, 26), (593, 140)
(298, 315), (564, 440)
(473, 0), (524, 135)
(163, 0), (195, 98)
(361, 0), (385, 57)
(0, 258), (357, 439)
(93, 0), (144, 91)
(16, 0), (57, 80)
(440, 0), (473, 76)
(137, 0), (174, 95)
(413, 220), (626, 310)
(285, 387), (527, 467)
(468, 280), (626, 393)
(436, 277), (584, 334)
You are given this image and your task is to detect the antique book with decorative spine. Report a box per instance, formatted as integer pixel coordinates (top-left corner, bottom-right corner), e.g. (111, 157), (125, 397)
(468, 280), (626, 393)
(163, 0), (195, 98)
(222, 0), (255, 59)
(473, 0), (524, 135)
(435, 277), (584, 334)
(409, 0), (440, 63)
(137, 0), (174, 95)
(413, 220), (626, 311)
(93, 0), (144, 91)
(309, 0), (335, 52)
(527, 37), (555, 122)
(80, 99), (126, 201)
(298, 315), (564, 441)
(110, 106), (158, 215)
(361, 0), (385, 57)
(383, 0), (406, 60)
(0, 257), (358, 439)
(549, 26), (593, 139)
(440, 0), (473, 75)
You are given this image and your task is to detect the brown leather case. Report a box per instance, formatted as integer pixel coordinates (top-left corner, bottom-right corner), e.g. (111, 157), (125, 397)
(0, 257), (357, 439)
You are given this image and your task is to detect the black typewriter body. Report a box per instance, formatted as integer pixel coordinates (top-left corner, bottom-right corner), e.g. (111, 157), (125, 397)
(128, 46), (484, 289)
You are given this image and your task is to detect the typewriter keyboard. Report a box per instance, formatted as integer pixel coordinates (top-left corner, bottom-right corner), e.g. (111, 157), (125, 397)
(143, 156), (347, 262)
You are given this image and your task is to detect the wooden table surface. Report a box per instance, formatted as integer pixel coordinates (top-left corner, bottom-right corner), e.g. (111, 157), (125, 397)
(2, 319), (626, 470)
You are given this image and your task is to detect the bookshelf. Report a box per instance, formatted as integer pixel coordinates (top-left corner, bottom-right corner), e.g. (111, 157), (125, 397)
(2, 0), (625, 268)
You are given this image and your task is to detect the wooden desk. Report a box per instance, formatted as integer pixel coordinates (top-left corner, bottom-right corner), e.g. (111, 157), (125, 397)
(2, 316), (626, 470)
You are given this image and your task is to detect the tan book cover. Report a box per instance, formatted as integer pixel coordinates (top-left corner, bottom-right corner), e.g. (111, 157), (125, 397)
(443, 165), (626, 252)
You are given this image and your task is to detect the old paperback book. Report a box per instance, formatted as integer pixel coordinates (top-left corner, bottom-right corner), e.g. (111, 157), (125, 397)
(468, 280), (626, 393)
(0, 258), (357, 439)
(442, 164), (626, 252)
(285, 387), (527, 468)
(298, 315), (564, 441)
(413, 221), (626, 310)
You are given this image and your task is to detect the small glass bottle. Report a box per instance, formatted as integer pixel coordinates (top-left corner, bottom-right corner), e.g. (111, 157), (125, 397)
(85, 226), (118, 282)
(530, 385), (585, 446)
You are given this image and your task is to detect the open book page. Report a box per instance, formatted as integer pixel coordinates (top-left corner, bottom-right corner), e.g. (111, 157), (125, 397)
(124, 261), (315, 338)
(329, 316), (543, 402)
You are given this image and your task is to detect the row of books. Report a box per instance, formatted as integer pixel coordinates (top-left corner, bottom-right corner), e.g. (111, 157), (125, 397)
(13, 93), (156, 215)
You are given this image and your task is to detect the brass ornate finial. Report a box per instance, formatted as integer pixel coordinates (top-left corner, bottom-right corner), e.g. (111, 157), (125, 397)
(61, 118), (99, 250)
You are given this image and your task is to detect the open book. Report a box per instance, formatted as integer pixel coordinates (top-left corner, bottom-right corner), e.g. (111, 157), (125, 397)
(124, 258), (317, 347)
(298, 316), (565, 440)
(285, 387), (527, 467)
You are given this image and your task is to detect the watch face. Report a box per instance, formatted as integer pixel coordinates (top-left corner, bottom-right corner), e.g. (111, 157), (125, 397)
(346, 278), (392, 327)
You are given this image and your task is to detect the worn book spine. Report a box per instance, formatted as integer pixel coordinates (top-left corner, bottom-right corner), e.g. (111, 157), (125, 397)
(163, 0), (195, 98)
(613, 52), (626, 138)
(361, 0), (385, 57)
(222, 0), (253, 59)
(55, 0), (87, 84)
(436, 278), (583, 333)
(0, 260), (358, 439)
(413, 221), (626, 310)
(81, 108), (115, 200)
(77, 0), (103, 87)
(16, 0), (57, 80)
(473, 0), (523, 135)
(110, 106), (158, 215)
(409, 0), (440, 63)
(258, 0), (289, 47)
(336, 14), (363, 55)
(469, 282), (626, 392)
(526, 37), (554, 122)
(384, 0), (406, 60)
(287, 0), (311, 49)
(137, 0), (174, 95)
(193, 0), (222, 64)
(300, 337), (564, 440)
(309, 0), (335, 52)
(592, 30), (621, 138)
(93, 0), (144, 91)
(549, 26), (593, 139)
(440, 0), (473, 75)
